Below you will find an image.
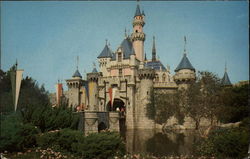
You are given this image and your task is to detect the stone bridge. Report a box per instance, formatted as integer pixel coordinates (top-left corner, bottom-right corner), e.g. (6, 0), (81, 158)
(76, 111), (120, 135)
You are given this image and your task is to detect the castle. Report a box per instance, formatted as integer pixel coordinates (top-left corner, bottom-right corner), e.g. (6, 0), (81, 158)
(55, 2), (232, 132)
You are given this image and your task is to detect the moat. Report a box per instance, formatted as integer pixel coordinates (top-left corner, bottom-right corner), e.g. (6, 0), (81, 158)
(124, 129), (200, 157)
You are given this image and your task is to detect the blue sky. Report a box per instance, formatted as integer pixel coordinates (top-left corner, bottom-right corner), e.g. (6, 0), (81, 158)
(1, 1), (249, 93)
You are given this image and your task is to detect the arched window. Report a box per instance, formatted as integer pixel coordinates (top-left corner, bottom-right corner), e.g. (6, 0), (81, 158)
(162, 73), (166, 82)
(155, 74), (159, 82)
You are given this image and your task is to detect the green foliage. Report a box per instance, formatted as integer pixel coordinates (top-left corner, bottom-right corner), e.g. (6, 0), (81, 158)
(146, 88), (156, 120)
(147, 89), (184, 125)
(219, 84), (249, 123)
(0, 67), (50, 113)
(0, 113), (39, 152)
(81, 132), (125, 159)
(20, 104), (79, 132)
(37, 129), (83, 153)
(37, 130), (125, 159)
(195, 127), (250, 158)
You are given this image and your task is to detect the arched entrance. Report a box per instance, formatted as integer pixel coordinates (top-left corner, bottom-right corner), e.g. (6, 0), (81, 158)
(106, 98), (126, 132)
(106, 98), (125, 112)
(98, 122), (107, 132)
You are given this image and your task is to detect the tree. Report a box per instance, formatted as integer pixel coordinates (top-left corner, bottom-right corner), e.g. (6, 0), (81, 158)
(184, 71), (222, 129)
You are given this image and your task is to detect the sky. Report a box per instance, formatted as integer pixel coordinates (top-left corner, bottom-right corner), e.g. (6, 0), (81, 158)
(1, 1), (249, 93)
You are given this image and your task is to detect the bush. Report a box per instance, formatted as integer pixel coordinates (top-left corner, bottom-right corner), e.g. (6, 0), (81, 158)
(0, 114), (39, 152)
(36, 128), (83, 153)
(81, 132), (125, 159)
(37, 130), (125, 159)
(196, 127), (250, 158)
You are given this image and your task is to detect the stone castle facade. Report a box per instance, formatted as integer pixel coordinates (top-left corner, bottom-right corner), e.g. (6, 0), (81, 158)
(55, 3), (231, 131)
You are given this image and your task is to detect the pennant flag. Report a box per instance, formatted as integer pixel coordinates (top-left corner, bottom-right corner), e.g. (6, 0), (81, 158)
(10, 69), (24, 111)
(10, 71), (16, 110)
(108, 87), (112, 107)
(15, 70), (23, 111)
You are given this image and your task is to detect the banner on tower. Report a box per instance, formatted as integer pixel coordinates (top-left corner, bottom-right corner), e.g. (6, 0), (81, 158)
(10, 69), (24, 111)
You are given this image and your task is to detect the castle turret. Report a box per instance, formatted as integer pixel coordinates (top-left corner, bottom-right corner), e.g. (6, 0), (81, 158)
(221, 63), (232, 86)
(136, 68), (155, 129)
(87, 66), (100, 111)
(174, 37), (196, 89)
(66, 68), (83, 108)
(131, 3), (145, 62)
(97, 40), (113, 77)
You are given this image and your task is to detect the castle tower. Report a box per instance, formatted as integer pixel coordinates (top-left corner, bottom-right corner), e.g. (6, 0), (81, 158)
(174, 36), (196, 89)
(152, 36), (156, 61)
(66, 68), (82, 108)
(131, 3), (145, 62)
(221, 62), (232, 86)
(87, 66), (99, 111)
(97, 40), (113, 77)
(136, 68), (155, 129)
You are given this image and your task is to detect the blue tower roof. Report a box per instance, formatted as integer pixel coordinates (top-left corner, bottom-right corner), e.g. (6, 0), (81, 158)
(121, 37), (135, 59)
(175, 54), (195, 72)
(145, 61), (166, 71)
(92, 68), (98, 73)
(72, 69), (82, 78)
(134, 4), (141, 17)
(97, 44), (113, 58)
(221, 71), (232, 86)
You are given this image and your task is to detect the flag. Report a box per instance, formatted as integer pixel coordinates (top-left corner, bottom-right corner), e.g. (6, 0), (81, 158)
(10, 69), (24, 111)
(109, 87), (112, 107)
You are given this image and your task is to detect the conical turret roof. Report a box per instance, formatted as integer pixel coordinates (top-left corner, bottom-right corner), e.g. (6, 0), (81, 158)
(92, 68), (98, 73)
(72, 69), (82, 78)
(221, 71), (232, 86)
(97, 44), (113, 58)
(175, 54), (195, 72)
(134, 4), (141, 17)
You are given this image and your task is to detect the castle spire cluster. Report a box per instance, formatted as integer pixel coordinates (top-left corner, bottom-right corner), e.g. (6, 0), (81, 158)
(62, 2), (232, 131)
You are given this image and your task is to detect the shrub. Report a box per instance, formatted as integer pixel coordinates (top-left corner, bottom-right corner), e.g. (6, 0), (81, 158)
(37, 130), (125, 159)
(0, 113), (39, 152)
(81, 132), (125, 159)
(36, 128), (83, 153)
(196, 127), (250, 158)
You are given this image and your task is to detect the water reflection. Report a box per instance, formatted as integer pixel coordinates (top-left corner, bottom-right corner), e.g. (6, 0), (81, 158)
(124, 129), (200, 156)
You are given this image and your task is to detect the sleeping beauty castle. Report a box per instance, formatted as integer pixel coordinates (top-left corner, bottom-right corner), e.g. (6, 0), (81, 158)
(53, 2), (232, 132)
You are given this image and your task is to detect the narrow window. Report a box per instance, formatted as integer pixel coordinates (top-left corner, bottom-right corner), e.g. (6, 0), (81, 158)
(118, 53), (122, 62)
(119, 69), (122, 76)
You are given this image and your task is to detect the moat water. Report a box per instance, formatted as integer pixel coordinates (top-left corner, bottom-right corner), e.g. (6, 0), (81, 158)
(123, 129), (201, 156)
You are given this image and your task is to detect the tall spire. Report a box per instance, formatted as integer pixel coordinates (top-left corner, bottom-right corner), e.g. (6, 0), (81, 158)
(184, 36), (187, 55)
(134, 0), (141, 17)
(125, 28), (127, 38)
(221, 62), (232, 86)
(152, 36), (156, 61)
(225, 61), (227, 72)
(76, 56), (79, 70)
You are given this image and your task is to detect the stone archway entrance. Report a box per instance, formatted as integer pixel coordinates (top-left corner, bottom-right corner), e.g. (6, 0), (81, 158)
(98, 122), (107, 132)
(106, 98), (126, 132)
(107, 98), (125, 112)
